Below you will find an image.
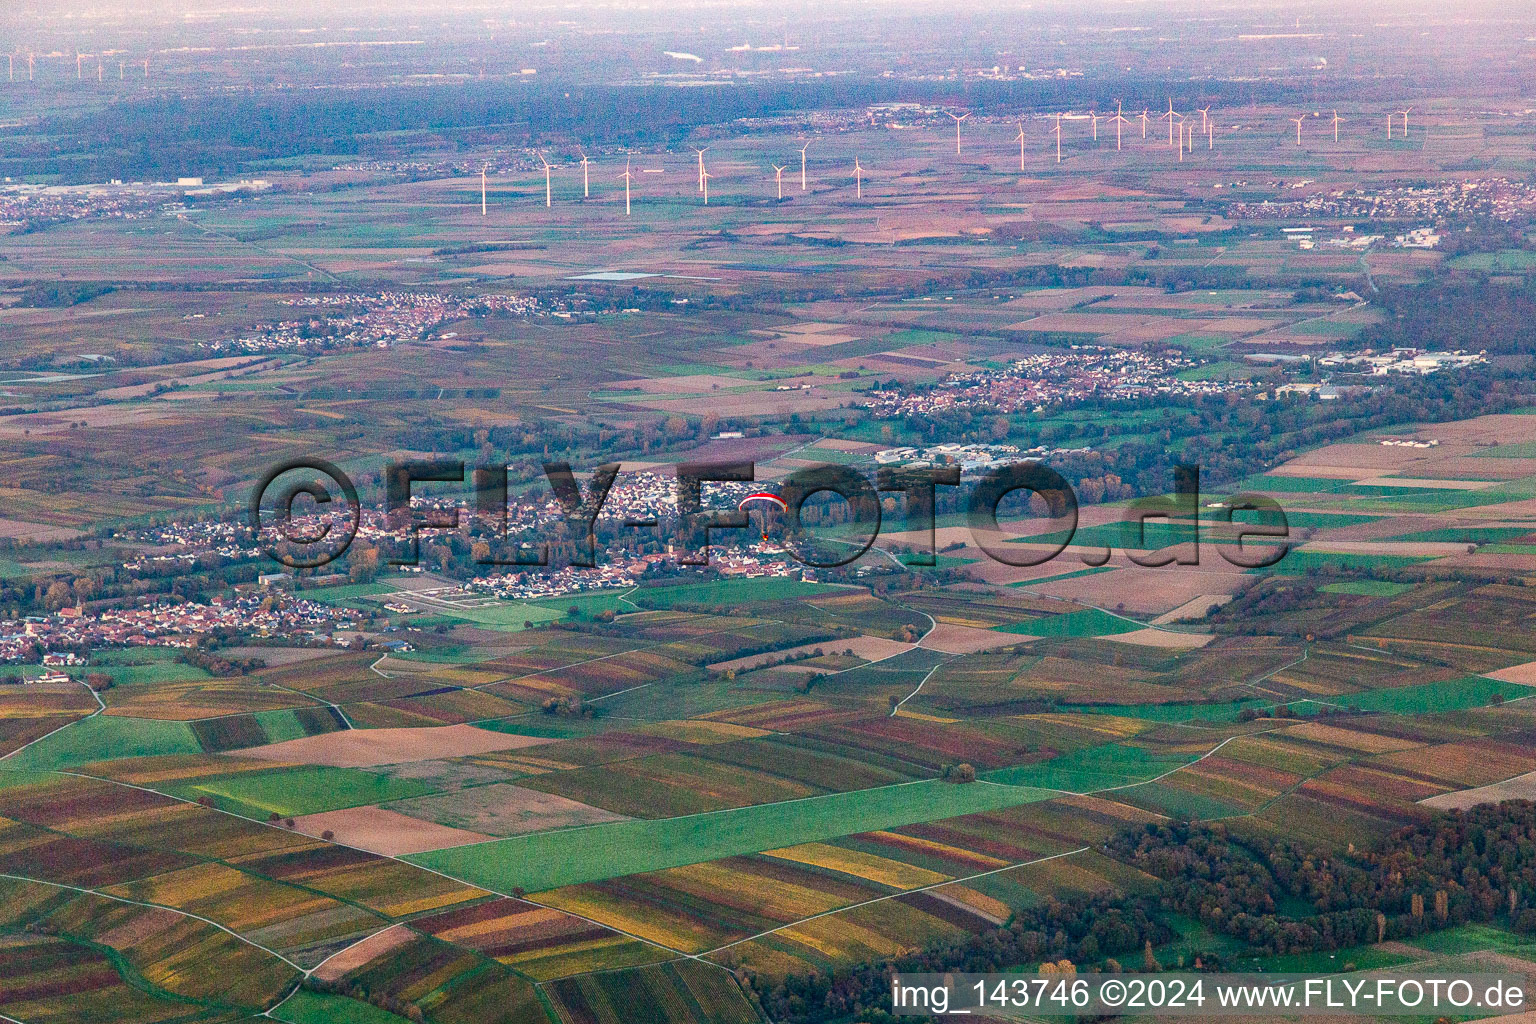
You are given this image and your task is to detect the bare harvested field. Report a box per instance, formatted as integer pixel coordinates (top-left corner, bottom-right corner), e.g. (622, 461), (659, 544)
(1485, 662), (1536, 685)
(1026, 565), (1253, 615)
(607, 373), (765, 393)
(709, 635), (913, 673)
(232, 723), (555, 767)
(1420, 771), (1536, 811)
(219, 646), (339, 666)
(1151, 595), (1233, 625)
(311, 924), (416, 982)
(0, 517), (82, 541)
(1104, 628), (1215, 649)
(919, 622), (1020, 654)
(1350, 477), (1496, 490)
(384, 782), (630, 836)
(292, 806), (497, 855)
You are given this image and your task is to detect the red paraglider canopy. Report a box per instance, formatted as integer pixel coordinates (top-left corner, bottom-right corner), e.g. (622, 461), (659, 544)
(739, 492), (787, 539)
(738, 492), (788, 512)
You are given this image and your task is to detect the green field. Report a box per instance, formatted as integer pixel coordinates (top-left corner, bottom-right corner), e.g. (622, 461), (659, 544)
(982, 743), (1197, 791)
(272, 991), (415, 1024)
(529, 589), (641, 618)
(300, 582), (394, 606)
(1233, 943), (1418, 973)
(169, 765), (439, 818)
(1300, 675), (1530, 716)
(1260, 550), (1436, 574)
(1404, 923), (1536, 956)
(406, 777), (1056, 892)
(1321, 580), (1414, 597)
(634, 577), (849, 609)
(3, 714), (200, 770)
(996, 607), (1145, 638)
(1447, 250), (1536, 272)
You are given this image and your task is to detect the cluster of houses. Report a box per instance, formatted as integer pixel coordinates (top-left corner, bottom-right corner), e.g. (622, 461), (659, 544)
(1232, 178), (1536, 224)
(871, 442), (1089, 472)
(0, 595), (361, 665)
(865, 347), (1253, 417)
(203, 291), (542, 353)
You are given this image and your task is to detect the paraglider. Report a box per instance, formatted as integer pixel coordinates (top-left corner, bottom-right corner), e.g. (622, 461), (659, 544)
(738, 492), (787, 541)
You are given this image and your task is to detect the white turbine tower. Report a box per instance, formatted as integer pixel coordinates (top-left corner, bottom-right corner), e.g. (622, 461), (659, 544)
(1291, 115), (1306, 145)
(1396, 107), (1412, 138)
(947, 110), (969, 155)
(539, 153), (552, 208)
(853, 157), (863, 199)
(1198, 105), (1211, 133)
(1331, 110), (1345, 142)
(701, 169), (712, 205)
(620, 159), (633, 216)
(1110, 102), (1130, 151)
(1052, 114), (1063, 163)
(579, 153), (590, 198)
(692, 146), (709, 192)
(1160, 99), (1176, 146)
(1139, 109), (1149, 138)
(1013, 123), (1026, 170)
(480, 164), (488, 216)
(772, 164), (787, 199)
(799, 139), (812, 190)
(1090, 110), (1100, 141)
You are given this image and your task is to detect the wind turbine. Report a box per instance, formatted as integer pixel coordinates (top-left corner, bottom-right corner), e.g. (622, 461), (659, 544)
(853, 158), (863, 199)
(1139, 109), (1150, 138)
(1052, 114), (1063, 163)
(1208, 118), (1215, 150)
(691, 146), (709, 192)
(1110, 102), (1130, 151)
(1089, 110), (1100, 141)
(142, 58), (148, 79)
(1178, 119), (1187, 162)
(799, 139), (811, 191)
(539, 153), (552, 208)
(480, 164), (487, 216)
(6, 55), (10, 83)
(772, 164), (787, 199)
(947, 110), (970, 155)
(75, 52), (82, 79)
(1385, 111), (1394, 139)
(27, 54), (34, 81)
(1396, 107), (1412, 138)
(1013, 123), (1026, 170)
(1198, 106), (1212, 133)
(118, 60), (124, 80)
(97, 60), (102, 83)
(1291, 115), (1306, 145)
(1160, 99), (1177, 146)
(701, 169), (712, 205)
(579, 153), (590, 198)
(620, 159), (633, 216)
(1331, 110), (1344, 142)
